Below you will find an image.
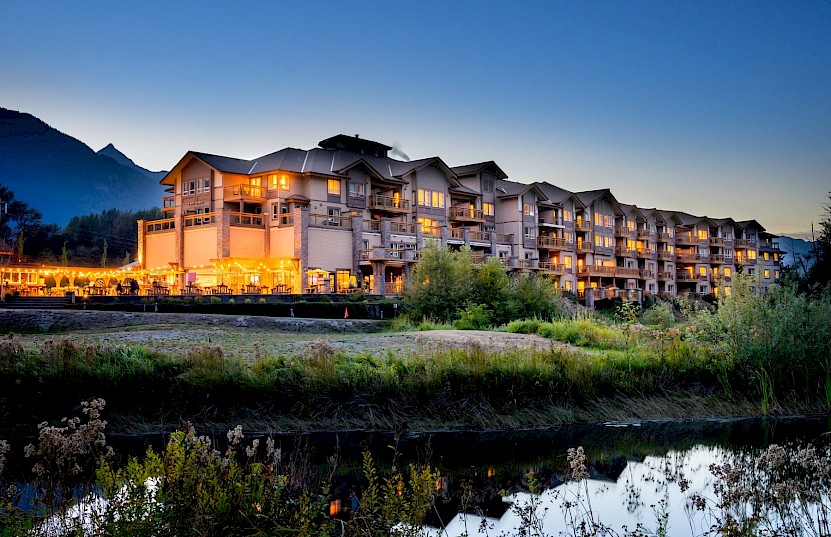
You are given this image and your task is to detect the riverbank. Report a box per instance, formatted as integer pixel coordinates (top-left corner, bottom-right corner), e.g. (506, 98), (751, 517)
(0, 309), (827, 436)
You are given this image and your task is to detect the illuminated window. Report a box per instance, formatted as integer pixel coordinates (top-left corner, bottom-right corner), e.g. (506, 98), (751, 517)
(748, 250), (757, 260)
(594, 212), (601, 226)
(724, 267), (732, 277)
(563, 210), (572, 222)
(774, 270), (779, 279)
(774, 253), (779, 261)
(605, 215), (614, 228)
(725, 286), (732, 296)
(431, 191), (445, 208)
(697, 229), (708, 239)
(417, 217), (439, 233)
(483, 202), (494, 216)
(627, 221), (636, 231)
(764, 269), (771, 279)
(564, 256), (572, 268)
(523, 203), (535, 216)
(595, 234), (602, 246)
(250, 176), (262, 187)
(763, 252), (770, 261)
(699, 266), (707, 276)
(327, 179), (341, 196)
(269, 174), (289, 190)
(606, 236), (614, 248)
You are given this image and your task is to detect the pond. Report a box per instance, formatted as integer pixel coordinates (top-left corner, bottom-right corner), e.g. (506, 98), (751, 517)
(9, 416), (831, 536)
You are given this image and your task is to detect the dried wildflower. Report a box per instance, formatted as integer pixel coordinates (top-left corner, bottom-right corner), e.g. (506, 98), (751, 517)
(567, 446), (589, 482)
(245, 439), (260, 458)
(227, 425), (244, 449)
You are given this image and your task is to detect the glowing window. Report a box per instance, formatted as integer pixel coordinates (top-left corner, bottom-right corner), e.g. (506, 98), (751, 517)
(327, 179), (341, 196)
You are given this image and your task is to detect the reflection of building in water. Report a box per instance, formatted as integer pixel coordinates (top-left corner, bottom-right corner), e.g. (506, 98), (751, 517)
(139, 134), (783, 302)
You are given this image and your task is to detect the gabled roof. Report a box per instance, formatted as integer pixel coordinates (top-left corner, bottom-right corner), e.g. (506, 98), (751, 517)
(673, 211), (715, 228)
(495, 179), (549, 202)
(619, 203), (646, 221)
(736, 219), (767, 232)
(534, 182), (585, 208)
(449, 184), (480, 197)
(451, 161), (508, 180)
(574, 189), (623, 215)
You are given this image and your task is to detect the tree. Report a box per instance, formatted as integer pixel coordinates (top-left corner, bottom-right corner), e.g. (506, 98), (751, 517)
(100, 239), (108, 267)
(403, 243), (474, 323)
(808, 192), (831, 287)
(61, 241), (69, 266)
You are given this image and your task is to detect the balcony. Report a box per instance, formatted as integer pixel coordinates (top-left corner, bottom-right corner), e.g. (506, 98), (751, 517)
(736, 257), (757, 265)
(449, 206), (485, 223)
(615, 267), (641, 278)
(363, 220), (381, 232)
(709, 237), (726, 246)
(224, 184), (266, 203)
(495, 233), (513, 244)
(637, 248), (656, 259)
(675, 234), (696, 246)
(309, 213), (352, 229)
(162, 196), (175, 214)
(639, 269), (654, 279)
(279, 214), (294, 226)
(385, 281), (404, 295)
(145, 218), (176, 234)
(657, 232), (674, 243)
(576, 241), (594, 253)
(577, 265), (615, 277)
(676, 252), (706, 263)
(657, 271), (674, 281)
(537, 236), (569, 250)
(734, 239), (757, 249)
(449, 228), (465, 241)
(637, 229), (654, 239)
(615, 246), (636, 258)
(657, 250), (675, 261)
(539, 262), (568, 274)
(369, 194), (410, 214)
(575, 220), (592, 232)
(615, 226), (636, 238)
(423, 226), (442, 237)
(390, 221), (416, 234)
(183, 213), (216, 227)
(230, 212), (264, 227)
(676, 273), (703, 282)
(360, 248), (415, 263)
(469, 230), (492, 243)
(710, 253), (727, 264)
(538, 216), (564, 227)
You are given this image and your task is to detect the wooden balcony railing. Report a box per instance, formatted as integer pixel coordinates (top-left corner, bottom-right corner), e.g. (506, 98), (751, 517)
(639, 269), (654, 279)
(469, 230), (491, 242)
(615, 267), (641, 278)
(575, 220), (593, 232)
(224, 184), (266, 202)
(675, 234), (696, 245)
(162, 196), (175, 211)
(368, 194), (410, 213)
(734, 239), (757, 248)
(657, 250), (675, 261)
(657, 271), (674, 281)
(637, 229), (653, 239)
(279, 214), (294, 226)
(637, 248), (656, 259)
(709, 237), (726, 246)
(230, 212), (264, 227)
(676, 252), (707, 263)
(423, 226), (442, 237)
(539, 262), (568, 274)
(657, 232), (674, 242)
(363, 220), (381, 232)
(710, 253), (726, 264)
(615, 226), (636, 238)
(449, 228), (465, 240)
(538, 217), (564, 226)
(537, 236), (568, 250)
(183, 213), (216, 227)
(309, 213), (352, 229)
(449, 206), (485, 222)
(676, 273), (702, 282)
(576, 242), (593, 253)
(360, 248), (415, 262)
(577, 265), (616, 277)
(145, 218), (176, 233)
(391, 221), (416, 234)
(615, 246), (637, 257)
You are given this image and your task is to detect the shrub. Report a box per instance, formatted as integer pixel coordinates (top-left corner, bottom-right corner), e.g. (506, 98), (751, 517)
(244, 298), (253, 304)
(258, 298), (267, 304)
(210, 296), (221, 304)
(453, 304), (493, 330)
(642, 303), (675, 328)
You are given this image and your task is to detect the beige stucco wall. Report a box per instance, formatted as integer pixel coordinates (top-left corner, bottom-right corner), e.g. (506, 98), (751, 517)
(270, 227), (295, 258)
(183, 227), (218, 269)
(308, 228), (353, 270)
(230, 227), (265, 259)
(145, 232), (176, 271)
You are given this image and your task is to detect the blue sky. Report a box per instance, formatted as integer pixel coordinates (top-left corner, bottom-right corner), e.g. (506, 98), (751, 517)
(2, 1), (829, 237)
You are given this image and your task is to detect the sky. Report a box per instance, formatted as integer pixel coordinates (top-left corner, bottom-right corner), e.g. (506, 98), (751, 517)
(2, 1), (829, 238)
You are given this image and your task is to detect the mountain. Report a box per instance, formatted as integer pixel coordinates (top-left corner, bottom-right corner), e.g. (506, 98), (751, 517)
(0, 107), (167, 225)
(97, 143), (167, 182)
(777, 236), (816, 274)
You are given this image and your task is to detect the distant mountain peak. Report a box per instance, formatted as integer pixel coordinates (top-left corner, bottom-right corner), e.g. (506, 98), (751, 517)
(97, 142), (166, 179)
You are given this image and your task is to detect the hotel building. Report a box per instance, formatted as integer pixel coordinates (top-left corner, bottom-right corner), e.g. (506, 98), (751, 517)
(138, 134), (781, 301)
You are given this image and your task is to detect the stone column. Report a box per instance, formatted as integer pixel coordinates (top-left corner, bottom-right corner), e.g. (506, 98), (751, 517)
(380, 218), (391, 248)
(463, 227), (470, 246)
(217, 207), (231, 258)
(351, 212), (363, 276)
(440, 225), (449, 248)
(294, 207), (309, 290)
(373, 261), (385, 295)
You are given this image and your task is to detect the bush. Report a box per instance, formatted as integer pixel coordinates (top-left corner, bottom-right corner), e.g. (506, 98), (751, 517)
(453, 304), (493, 330)
(642, 303), (675, 328)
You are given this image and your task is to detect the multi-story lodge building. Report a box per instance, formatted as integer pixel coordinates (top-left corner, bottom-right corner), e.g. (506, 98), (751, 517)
(138, 134), (781, 302)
